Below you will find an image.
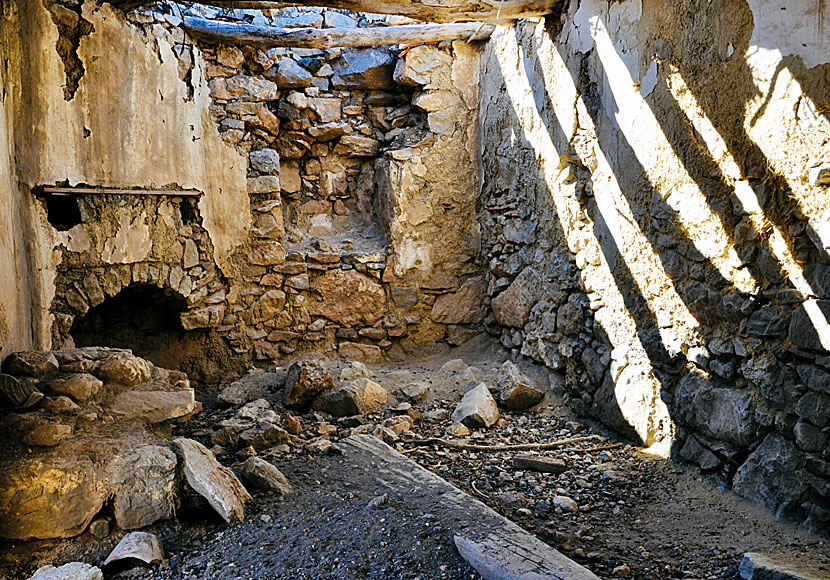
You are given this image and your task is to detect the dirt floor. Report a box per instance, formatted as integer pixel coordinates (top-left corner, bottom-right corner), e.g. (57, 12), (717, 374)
(2, 335), (830, 579)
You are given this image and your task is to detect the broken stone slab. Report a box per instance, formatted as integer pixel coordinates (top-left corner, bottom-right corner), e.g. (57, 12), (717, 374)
(103, 532), (164, 569)
(496, 361), (544, 411)
(174, 437), (252, 524)
(219, 398), (279, 433)
(0, 456), (105, 540)
(110, 389), (196, 423)
(284, 361), (335, 409)
(397, 381), (430, 403)
(4, 351), (59, 379)
(451, 383), (499, 429)
(512, 455), (567, 474)
(28, 563), (103, 580)
(338, 342), (383, 364)
(313, 377), (388, 416)
(108, 445), (178, 530)
(789, 300), (830, 352)
(0, 373), (43, 409)
(333, 134), (381, 156)
(739, 552), (830, 580)
(240, 456), (292, 495)
(42, 373), (102, 402)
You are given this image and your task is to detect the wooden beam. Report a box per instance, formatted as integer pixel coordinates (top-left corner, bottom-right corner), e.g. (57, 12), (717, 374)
(183, 16), (494, 48)
(40, 187), (202, 197)
(193, 0), (562, 22)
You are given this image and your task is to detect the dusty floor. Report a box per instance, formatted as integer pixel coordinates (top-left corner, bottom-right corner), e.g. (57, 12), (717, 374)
(2, 335), (830, 579)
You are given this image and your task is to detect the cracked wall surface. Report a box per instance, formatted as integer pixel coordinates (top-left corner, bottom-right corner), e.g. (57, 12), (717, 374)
(480, 0), (830, 529)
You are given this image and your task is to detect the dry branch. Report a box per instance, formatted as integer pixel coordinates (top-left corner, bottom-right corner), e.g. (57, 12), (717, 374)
(183, 16), (494, 48)
(190, 0), (563, 22)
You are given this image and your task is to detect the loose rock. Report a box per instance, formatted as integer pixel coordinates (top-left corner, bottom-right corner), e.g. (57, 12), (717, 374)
(241, 457), (292, 495)
(451, 383), (500, 428)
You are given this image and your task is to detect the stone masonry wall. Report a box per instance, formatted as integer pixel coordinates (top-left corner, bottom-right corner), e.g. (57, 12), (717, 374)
(1, 0), (486, 379)
(479, 0), (830, 529)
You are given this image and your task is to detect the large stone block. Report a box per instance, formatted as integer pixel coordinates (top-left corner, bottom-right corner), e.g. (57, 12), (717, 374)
(789, 300), (830, 352)
(430, 277), (487, 324)
(733, 433), (807, 518)
(312, 378), (388, 416)
(0, 456), (105, 539)
(307, 269), (386, 326)
(108, 445), (178, 530)
(331, 48), (395, 90)
(451, 383), (499, 428)
(284, 361), (335, 409)
(491, 268), (543, 328)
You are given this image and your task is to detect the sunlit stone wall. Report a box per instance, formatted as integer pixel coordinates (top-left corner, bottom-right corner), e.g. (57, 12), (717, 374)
(480, 0), (830, 528)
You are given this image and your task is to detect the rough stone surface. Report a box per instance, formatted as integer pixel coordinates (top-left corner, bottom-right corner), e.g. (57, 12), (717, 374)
(307, 269), (386, 326)
(739, 552), (829, 580)
(103, 531), (164, 568)
(284, 361), (335, 409)
(0, 456), (105, 540)
(42, 373), (102, 402)
(339, 342), (384, 364)
(430, 277), (487, 324)
(733, 434), (805, 518)
(240, 457), (292, 495)
(109, 389), (196, 423)
(491, 268), (543, 328)
(313, 377), (388, 416)
(174, 437), (252, 524)
(451, 383), (499, 428)
(331, 49), (395, 90)
(108, 445), (178, 530)
(4, 352), (59, 378)
(29, 563), (103, 580)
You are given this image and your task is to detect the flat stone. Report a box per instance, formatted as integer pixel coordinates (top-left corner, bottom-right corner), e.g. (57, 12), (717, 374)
(209, 75), (278, 101)
(218, 373), (275, 406)
(265, 57), (312, 88)
(247, 175), (281, 194)
(339, 342), (384, 364)
(412, 91), (458, 112)
(284, 361), (335, 409)
(240, 457), (292, 495)
(108, 446), (178, 530)
(249, 240), (287, 265)
(307, 97), (342, 122)
(323, 11), (357, 27)
(29, 563), (102, 580)
(248, 148), (281, 174)
(0, 456), (105, 539)
(491, 268), (543, 328)
(398, 382), (430, 403)
(496, 361), (544, 411)
(103, 531), (164, 568)
(451, 383), (499, 429)
(393, 45), (452, 86)
(307, 269), (386, 326)
(43, 373), (102, 402)
(4, 351), (59, 378)
(430, 277), (487, 324)
(110, 389), (196, 423)
(313, 378), (388, 416)
(740, 552), (830, 580)
(747, 304), (789, 336)
(332, 135), (380, 157)
(795, 391), (830, 427)
(796, 364), (830, 394)
(331, 48), (395, 90)
(308, 121), (353, 141)
(174, 438), (252, 524)
(23, 420), (73, 447)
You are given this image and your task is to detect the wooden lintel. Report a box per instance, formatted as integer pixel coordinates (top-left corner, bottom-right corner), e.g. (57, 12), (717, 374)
(40, 187), (203, 197)
(190, 0), (563, 22)
(183, 17), (494, 48)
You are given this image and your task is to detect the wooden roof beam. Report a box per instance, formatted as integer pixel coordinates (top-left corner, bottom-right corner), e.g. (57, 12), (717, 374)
(183, 16), (495, 48)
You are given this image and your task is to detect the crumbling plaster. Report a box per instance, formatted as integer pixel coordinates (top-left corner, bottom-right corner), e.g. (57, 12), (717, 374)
(0, 0), (250, 353)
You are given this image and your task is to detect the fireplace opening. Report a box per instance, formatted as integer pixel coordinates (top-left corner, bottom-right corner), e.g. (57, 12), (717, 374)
(69, 283), (237, 382)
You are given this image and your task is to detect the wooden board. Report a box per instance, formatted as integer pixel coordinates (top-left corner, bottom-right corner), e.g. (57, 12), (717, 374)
(339, 435), (602, 580)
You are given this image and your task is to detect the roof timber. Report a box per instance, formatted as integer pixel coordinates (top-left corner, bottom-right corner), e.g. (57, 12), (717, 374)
(111, 0), (564, 22)
(183, 16), (494, 48)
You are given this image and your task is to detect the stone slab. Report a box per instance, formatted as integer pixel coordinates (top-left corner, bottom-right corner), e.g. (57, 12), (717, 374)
(338, 435), (600, 580)
(740, 552), (830, 580)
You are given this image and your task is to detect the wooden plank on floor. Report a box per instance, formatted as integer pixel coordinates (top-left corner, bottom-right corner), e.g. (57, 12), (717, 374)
(339, 434), (602, 580)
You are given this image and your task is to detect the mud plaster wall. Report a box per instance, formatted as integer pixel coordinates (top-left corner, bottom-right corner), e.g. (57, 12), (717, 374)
(480, 0), (830, 528)
(0, 0), (250, 356)
(0, 17), (37, 359)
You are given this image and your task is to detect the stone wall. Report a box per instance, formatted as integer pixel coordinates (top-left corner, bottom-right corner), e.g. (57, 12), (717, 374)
(479, 0), (830, 529)
(0, 0), (486, 378)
